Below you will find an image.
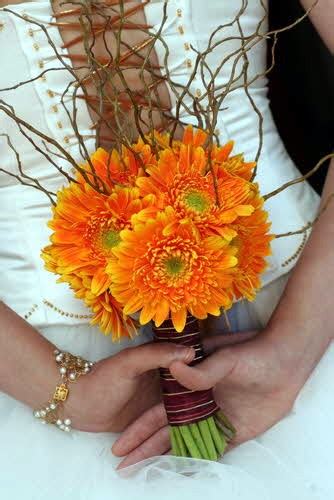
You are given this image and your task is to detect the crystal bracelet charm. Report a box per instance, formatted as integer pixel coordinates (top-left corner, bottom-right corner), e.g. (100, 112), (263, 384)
(33, 349), (94, 432)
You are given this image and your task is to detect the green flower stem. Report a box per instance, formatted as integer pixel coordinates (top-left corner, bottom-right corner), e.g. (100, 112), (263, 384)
(170, 412), (235, 460)
(214, 418), (235, 441)
(179, 425), (202, 459)
(170, 427), (180, 456)
(215, 410), (237, 440)
(208, 416), (227, 455)
(173, 426), (188, 457)
(189, 423), (210, 460)
(217, 410), (236, 433)
(198, 419), (218, 461)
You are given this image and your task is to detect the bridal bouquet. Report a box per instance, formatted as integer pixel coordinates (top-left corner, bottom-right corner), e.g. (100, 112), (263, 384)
(42, 125), (272, 460)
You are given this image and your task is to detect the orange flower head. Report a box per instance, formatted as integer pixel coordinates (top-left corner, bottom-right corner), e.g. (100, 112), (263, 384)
(230, 190), (273, 300)
(136, 129), (255, 240)
(42, 260), (136, 341)
(109, 208), (238, 332)
(77, 139), (155, 191)
(153, 126), (256, 181)
(42, 182), (153, 338)
(211, 147), (256, 182)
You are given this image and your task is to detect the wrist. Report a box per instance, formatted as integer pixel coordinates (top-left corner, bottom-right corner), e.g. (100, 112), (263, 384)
(65, 359), (103, 431)
(265, 316), (332, 390)
(33, 349), (96, 432)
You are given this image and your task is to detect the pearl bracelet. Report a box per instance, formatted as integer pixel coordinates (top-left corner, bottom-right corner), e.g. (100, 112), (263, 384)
(33, 349), (95, 432)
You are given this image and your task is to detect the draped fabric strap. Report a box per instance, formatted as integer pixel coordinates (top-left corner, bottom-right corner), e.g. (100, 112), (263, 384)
(152, 316), (219, 425)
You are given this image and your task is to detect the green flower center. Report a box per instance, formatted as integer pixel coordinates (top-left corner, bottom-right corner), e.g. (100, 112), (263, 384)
(101, 229), (121, 249)
(165, 256), (184, 276)
(184, 190), (209, 213)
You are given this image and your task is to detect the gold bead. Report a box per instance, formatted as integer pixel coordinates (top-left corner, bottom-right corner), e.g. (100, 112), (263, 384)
(33, 42), (40, 51)
(28, 28), (34, 37)
(176, 8), (182, 17)
(54, 384), (69, 402)
(38, 60), (44, 69)
(184, 42), (190, 51)
(186, 59), (192, 68)
(47, 89), (55, 98)
(178, 25), (185, 35)
(57, 121), (63, 129)
(195, 88), (202, 97)
(0, 22), (5, 31)
(64, 136), (70, 144)
(52, 105), (59, 113)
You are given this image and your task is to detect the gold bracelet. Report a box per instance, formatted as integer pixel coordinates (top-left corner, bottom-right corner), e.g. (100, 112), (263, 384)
(33, 349), (95, 432)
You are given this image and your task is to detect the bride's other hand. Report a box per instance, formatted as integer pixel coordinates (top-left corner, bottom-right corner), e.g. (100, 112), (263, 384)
(67, 342), (195, 433)
(112, 329), (299, 467)
(112, 321), (330, 468)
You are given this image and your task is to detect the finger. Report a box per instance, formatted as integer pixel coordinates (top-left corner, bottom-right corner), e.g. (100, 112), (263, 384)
(112, 403), (167, 457)
(119, 343), (195, 377)
(170, 347), (238, 391)
(203, 330), (259, 354)
(116, 426), (170, 469)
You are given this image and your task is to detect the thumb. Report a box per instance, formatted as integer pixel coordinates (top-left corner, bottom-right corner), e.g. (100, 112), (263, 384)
(170, 347), (237, 391)
(120, 343), (195, 378)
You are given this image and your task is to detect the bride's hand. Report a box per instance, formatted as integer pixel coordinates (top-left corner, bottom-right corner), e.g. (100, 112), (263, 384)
(67, 342), (194, 433)
(112, 329), (310, 467)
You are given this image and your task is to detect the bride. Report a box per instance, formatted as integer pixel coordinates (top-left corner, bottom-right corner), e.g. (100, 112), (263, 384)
(0, 1), (333, 499)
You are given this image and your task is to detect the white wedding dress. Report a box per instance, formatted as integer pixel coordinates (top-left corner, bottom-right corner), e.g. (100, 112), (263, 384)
(0, 1), (333, 499)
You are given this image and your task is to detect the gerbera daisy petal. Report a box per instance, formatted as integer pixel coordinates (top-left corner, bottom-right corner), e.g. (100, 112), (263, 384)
(123, 294), (144, 315)
(91, 268), (112, 296)
(171, 308), (187, 332)
(140, 304), (156, 325)
(154, 299), (170, 327)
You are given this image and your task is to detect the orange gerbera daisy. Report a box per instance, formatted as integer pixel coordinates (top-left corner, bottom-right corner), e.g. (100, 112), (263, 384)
(109, 208), (238, 332)
(180, 126), (257, 181)
(231, 192), (273, 301)
(42, 182), (153, 338)
(147, 126), (208, 152)
(211, 146), (256, 182)
(77, 139), (155, 191)
(136, 136), (254, 240)
(42, 261), (135, 341)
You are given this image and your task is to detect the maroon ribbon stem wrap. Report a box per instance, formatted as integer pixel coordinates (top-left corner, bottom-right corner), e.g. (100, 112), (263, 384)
(152, 315), (219, 426)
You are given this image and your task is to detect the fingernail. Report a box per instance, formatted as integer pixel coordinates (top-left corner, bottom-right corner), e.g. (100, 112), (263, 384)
(175, 346), (195, 362)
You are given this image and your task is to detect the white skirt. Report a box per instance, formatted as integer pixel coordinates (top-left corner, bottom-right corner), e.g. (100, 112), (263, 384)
(1, 273), (333, 500)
